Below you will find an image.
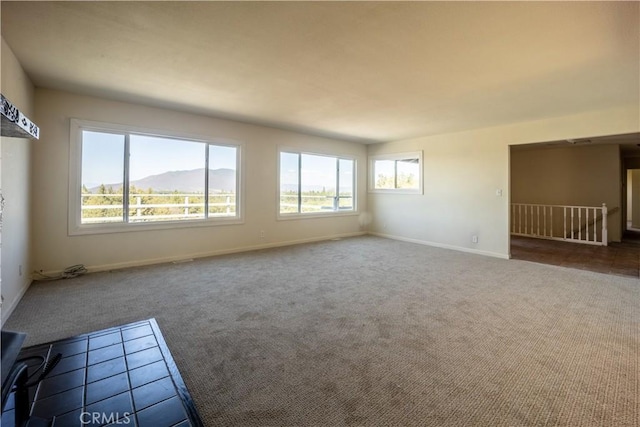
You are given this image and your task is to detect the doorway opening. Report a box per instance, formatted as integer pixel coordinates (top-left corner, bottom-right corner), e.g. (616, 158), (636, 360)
(509, 132), (640, 277)
(623, 168), (640, 245)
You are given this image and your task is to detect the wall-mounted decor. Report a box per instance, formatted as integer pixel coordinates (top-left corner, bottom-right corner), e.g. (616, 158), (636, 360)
(1, 94), (39, 139)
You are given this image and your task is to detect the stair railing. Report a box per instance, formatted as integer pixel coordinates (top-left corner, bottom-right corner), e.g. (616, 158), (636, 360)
(511, 203), (609, 246)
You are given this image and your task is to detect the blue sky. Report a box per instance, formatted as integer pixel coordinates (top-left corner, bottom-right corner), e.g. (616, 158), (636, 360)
(82, 131), (352, 190)
(81, 131), (237, 187)
(280, 152), (353, 190)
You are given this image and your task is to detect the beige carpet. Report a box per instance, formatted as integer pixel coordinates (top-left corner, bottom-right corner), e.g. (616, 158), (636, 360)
(5, 236), (639, 426)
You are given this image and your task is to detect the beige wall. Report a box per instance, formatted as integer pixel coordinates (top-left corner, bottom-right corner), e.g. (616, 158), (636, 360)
(32, 89), (367, 274)
(367, 106), (639, 257)
(511, 144), (622, 242)
(1, 37), (35, 325)
(368, 131), (508, 257)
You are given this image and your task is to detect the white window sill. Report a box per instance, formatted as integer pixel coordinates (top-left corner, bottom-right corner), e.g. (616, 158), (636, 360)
(277, 210), (359, 221)
(69, 217), (244, 236)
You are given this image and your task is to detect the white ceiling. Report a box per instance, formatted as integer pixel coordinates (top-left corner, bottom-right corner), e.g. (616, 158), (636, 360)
(2, 1), (638, 143)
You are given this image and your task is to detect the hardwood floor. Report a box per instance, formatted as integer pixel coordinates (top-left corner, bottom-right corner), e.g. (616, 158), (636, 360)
(510, 233), (640, 278)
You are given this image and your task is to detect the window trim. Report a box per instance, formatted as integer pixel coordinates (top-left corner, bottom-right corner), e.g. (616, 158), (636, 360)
(368, 151), (423, 195)
(276, 147), (358, 220)
(68, 118), (244, 235)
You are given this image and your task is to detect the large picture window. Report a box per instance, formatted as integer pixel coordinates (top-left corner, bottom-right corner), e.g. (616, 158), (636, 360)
(70, 119), (241, 234)
(279, 150), (355, 216)
(369, 152), (422, 194)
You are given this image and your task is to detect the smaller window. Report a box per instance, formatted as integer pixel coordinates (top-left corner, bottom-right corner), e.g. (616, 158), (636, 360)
(369, 152), (423, 194)
(278, 149), (356, 217)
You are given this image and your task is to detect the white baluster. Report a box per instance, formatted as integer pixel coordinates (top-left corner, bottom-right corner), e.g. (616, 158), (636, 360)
(578, 208), (581, 240)
(571, 207), (574, 239)
(519, 205), (522, 234)
(586, 208), (589, 241)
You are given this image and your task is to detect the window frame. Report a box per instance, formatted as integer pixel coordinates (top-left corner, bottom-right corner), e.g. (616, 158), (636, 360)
(277, 147), (358, 220)
(368, 151), (423, 195)
(68, 118), (244, 235)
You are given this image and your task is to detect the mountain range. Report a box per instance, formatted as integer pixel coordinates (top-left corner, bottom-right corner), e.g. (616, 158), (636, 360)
(89, 168), (352, 194)
(89, 168), (236, 193)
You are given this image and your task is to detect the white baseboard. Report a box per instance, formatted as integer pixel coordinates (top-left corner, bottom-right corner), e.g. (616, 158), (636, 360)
(39, 231), (367, 276)
(35, 230), (508, 280)
(1, 278), (32, 326)
(369, 232), (510, 260)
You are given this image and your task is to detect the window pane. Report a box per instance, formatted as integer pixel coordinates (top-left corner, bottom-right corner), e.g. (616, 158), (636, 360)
(338, 159), (354, 210)
(81, 131), (125, 224)
(129, 135), (205, 222)
(301, 154), (336, 213)
(396, 158), (420, 189)
(280, 152), (299, 214)
(209, 145), (237, 217)
(374, 160), (395, 189)
(279, 151), (356, 215)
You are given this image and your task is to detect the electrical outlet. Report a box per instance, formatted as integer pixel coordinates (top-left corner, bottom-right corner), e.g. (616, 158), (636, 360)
(260, 230), (265, 238)
(19, 265), (22, 276)
(472, 235), (478, 243)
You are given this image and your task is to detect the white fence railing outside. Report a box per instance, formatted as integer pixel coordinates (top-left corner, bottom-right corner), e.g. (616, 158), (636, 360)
(81, 193), (235, 223)
(511, 203), (608, 246)
(82, 192), (354, 223)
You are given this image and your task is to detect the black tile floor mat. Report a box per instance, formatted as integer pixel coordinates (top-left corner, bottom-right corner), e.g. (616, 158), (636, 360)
(2, 319), (203, 427)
